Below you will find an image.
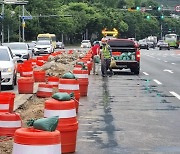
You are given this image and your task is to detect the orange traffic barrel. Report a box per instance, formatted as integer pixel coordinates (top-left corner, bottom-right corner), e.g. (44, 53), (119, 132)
(18, 77), (34, 94)
(33, 70), (46, 82)
(68, 50), (73, 54)
(20, 65), (33, 77)
(44, 99), (78, 153)
(73, 69), (89, 96)
(12, 128), (61, 154)
(0, 92), (15, 113)
(59, 78), (80, 113)
(37, 56), (44, 62)
(36, 84), (53, 98)
(42, 55), (49, 61)
(74, 64), (83, 70)
(0, 112), (22, 136)
(17, 63), (23, 73)
(36, 60), (45, 66)
(47, 76), (59, 87)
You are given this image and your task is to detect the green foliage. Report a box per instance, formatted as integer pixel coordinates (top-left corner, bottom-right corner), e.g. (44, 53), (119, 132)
(1, 0), (179, 43)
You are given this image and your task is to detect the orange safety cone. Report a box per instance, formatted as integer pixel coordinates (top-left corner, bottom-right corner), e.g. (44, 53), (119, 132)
(59, 78), (80, 113)
(36, 84), (53, 98)
(0, 112), (22, 136)
(12, 128), (61, 154)
(44, 98), (78, 153)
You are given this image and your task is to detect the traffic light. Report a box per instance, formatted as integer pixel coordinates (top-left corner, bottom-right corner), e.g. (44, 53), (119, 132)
(146, 15), (150, 19)
(160, 15), (164, 19)
(152, 6), (162, 11)
(136, 6), (140, 11)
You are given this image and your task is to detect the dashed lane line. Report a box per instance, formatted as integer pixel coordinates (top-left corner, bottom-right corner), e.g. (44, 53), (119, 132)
(143, 72), (149, 76)
(171, 63), (176, 65)
(153, 79), (162, 85)
(169, 91), (180, 100)
(164, 60), (168, 63)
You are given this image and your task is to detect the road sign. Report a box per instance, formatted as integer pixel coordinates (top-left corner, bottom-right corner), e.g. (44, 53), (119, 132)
(102, 28), (118, 37)
(175, 5), (180, 12)
(21, 16), (33, 20)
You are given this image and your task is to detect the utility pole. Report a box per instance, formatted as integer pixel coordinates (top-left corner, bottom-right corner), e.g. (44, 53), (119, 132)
(1, 2), (4, 43)
(160, 22), (163, 40)
(22, 4), (25, 42)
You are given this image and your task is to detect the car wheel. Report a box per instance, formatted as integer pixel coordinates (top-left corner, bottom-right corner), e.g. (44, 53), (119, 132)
(9, 74), (16, 90)
(14, 73), (17, 85)
(159, 47), (162, 50)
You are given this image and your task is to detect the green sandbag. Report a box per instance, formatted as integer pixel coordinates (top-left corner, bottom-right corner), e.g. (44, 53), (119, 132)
(81, 65), (88, 70)
(94, 55), (100, 63)
(62, 72), (76, 79)
(76, 61), (84, 66)
(52, 92), (72, 101)
(27, 116), (59, 132)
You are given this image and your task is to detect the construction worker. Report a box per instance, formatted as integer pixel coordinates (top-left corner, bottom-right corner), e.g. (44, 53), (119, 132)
(91, 42), (100, 75)
(100, 40), (113, 77)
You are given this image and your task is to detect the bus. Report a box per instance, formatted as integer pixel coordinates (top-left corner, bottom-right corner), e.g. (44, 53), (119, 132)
(164, 33), (179, 48)
(37, 33), (56, 49)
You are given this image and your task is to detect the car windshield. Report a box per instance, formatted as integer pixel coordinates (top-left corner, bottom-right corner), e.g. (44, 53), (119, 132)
(82, 40), (90, 43)
(0, 49), (10, 61)
(36, 41), (51, 45)
(8, 43), (27, 50)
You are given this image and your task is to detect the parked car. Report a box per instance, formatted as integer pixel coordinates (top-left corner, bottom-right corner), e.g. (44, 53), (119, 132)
(33, 40), (54, 55)
(81, 40), (91, 48)
(0, 46), (17, 89)
(159, 41), (170, 50)
(56, 41), (65, 49)
(138, 40), (149, 50)
(5, 42), (32, 62)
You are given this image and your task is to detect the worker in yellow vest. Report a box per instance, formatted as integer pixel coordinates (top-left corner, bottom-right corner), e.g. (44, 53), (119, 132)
(100, 40), (113, 77)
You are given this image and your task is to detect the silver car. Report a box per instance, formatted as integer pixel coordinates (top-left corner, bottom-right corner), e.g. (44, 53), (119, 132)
(0, 46), (17, 89)
(33, 40), (54, 55)
(6, 42), (32, 62)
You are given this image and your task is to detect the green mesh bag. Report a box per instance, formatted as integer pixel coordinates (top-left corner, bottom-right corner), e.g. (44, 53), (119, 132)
(27, 116), (59, 132)
(52, 92), (73, 101)
(62, 72), (76, 79)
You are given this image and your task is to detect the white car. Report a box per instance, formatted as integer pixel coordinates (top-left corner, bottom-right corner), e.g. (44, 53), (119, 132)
(81, 40), (91, 48)
(6, 42), (32, 62)
(0, 46), (17, 89)
(33, 40), (54, 55)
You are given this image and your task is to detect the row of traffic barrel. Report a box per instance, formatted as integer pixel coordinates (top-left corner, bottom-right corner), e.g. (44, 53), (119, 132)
(0, 50), (94, 154)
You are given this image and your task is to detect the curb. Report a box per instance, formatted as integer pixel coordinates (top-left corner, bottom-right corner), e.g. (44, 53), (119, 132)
(14, 82), (39, 111)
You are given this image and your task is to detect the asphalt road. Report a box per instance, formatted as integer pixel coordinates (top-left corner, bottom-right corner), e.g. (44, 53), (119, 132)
(1, 47), (180, 153)
(76, 47), (180, 153)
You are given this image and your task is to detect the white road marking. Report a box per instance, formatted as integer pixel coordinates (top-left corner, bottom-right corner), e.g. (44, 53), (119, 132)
(143, 72), (149, 76)
(153, 79), (162, 85)
(169, 91), (180, 100)
(163, 69), (173, 73)
(164, 60), (168, 63)
(171, 63), (176, 65)
(157, 58), (161, 60)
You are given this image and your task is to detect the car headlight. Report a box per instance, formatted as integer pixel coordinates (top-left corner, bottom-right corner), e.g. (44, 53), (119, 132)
(1, 67), (13, 72)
